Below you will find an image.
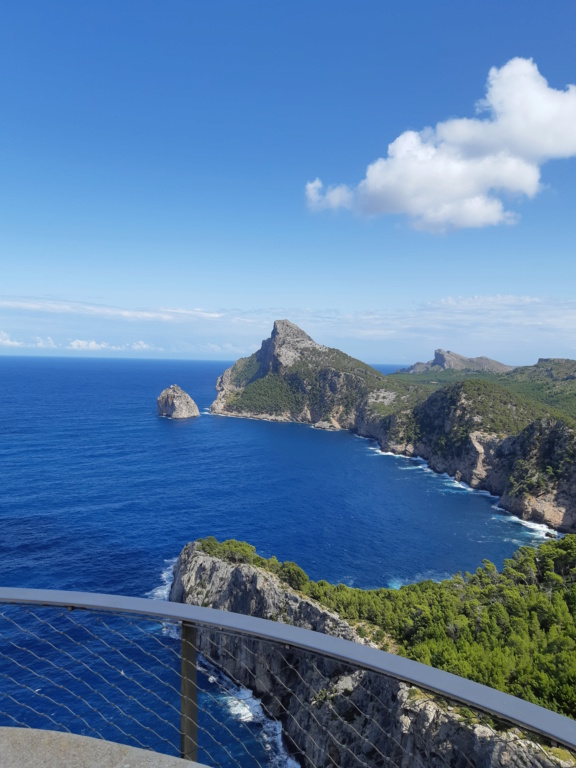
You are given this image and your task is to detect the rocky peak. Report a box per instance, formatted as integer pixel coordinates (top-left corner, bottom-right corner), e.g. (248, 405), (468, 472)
(261, 319), (326, 369)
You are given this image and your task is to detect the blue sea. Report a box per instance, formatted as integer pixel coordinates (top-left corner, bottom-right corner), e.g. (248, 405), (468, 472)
(0, 357), (553, 764)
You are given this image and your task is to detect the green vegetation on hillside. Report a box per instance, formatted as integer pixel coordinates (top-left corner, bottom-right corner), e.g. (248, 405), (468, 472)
(223, 331), (576, 442)
(227, 374), (306, 415)
(498, 359), (576, 422)
(506, 419), (576, 499)
(226, 345), (389, 420)
(415, 379), (565, 444)
(197, 536), (576, 719)
(390, 358), (576, 425)
(230, 355), (264, 387)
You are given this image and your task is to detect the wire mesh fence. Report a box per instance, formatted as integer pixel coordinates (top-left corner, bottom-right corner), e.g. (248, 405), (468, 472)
(0, 597), (575, 768)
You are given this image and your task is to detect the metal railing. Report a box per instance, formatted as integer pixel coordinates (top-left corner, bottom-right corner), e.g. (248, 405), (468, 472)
(1, 587), (575, 767)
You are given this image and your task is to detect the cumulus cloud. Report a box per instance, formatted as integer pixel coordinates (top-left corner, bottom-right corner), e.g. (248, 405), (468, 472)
(67, 339), (118, 351)
(306, 58), (576, 230)
(65, 338), (161, 352)
(0, 331), (24, 347)
(0, 332), (57, 349)
(33, 336), (57, 349)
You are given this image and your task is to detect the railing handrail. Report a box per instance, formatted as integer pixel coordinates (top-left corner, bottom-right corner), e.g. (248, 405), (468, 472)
(1, 587), (575, 751)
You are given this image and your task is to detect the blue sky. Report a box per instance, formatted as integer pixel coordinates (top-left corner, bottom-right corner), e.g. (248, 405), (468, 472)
(1, 1), (575, 364)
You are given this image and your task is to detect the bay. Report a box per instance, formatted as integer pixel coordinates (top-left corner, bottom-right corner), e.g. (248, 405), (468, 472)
(0, 357), (549, 596)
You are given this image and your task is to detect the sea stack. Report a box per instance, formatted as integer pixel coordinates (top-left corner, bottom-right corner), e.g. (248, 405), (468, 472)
(157, 385), (200, 419)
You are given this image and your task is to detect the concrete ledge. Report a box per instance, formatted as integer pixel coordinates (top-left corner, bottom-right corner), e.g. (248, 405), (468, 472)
(0, 727), (210, 768)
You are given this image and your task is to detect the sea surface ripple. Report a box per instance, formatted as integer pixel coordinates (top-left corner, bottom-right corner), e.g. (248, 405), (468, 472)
(0, 357), (551, 597)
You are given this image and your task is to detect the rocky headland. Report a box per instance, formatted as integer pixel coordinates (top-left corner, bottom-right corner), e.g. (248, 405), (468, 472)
(157, 384), (200, 419)
(210, 321), (576, 533)
(170, 541), (571, 768)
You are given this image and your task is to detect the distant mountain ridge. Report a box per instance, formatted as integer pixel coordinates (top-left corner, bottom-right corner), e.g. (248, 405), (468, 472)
(211, 321), (576, 532)
(402, 348), (515, 374)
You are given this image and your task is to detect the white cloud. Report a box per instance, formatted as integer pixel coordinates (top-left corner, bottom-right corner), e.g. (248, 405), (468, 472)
(0, 298), (175, 321)
(2, 295), (576, 363)
(0, 299), (225, 322)
(162, 308), (225, 319)
(305, 179), (353, 211)
(65, 338), (161, 352)
(67, 339), (128, 352)
(67, 339), (118, 351)
(306, 58), (576, 230)
(33, 336), (57, 349)
(0, 332), (56, 349)
(130, 340), (161, 351)
(0, 331), (24, 347)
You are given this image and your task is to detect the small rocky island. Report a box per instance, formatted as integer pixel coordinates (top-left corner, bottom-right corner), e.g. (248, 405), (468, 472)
(157, 384), (199, 419)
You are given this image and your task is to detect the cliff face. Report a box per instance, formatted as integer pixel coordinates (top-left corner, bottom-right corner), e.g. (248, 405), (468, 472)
(170, 543), (564, 768)
(355, 386), (576, 533)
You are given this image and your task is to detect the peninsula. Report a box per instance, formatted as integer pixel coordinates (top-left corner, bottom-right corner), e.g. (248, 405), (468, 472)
(211, 321), (576, 532)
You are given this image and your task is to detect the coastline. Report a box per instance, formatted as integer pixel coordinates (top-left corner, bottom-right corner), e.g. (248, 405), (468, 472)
(211, 407), (570, 534)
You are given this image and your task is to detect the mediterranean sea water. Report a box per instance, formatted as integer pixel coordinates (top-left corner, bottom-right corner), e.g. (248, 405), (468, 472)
(0, 357), (553, 764)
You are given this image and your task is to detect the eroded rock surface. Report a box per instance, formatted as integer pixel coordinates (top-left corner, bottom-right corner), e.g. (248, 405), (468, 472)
(157, 384), (200, 419)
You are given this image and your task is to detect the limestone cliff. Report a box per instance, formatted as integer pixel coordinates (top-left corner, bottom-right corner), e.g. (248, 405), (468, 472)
(355, 384), (576, 533)
(170, 543), (568, 768)
(157, 384), (200, 419)
(211, 319), (386, 428)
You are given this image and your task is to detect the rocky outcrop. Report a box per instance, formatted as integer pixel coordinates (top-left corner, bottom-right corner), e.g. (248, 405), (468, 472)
(403, 349), (515, 374)
(211, 319), (386, 426)
(499, 420), (576, 532)
(157, 385), (200, 419)
(170, 541), (359, 641)
(170, 544), (567, 768)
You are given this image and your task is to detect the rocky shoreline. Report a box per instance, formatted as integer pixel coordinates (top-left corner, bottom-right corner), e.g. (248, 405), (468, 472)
(353, 409), (576, 533)
(209, 321), (576, 534)
(210, 407), (573, 533)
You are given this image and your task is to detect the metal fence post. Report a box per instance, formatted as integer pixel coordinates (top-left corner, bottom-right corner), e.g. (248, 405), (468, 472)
(181, 621), (198, 762)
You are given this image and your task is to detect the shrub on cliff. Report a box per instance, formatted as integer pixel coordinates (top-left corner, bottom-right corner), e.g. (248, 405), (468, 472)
(279, 561), (309, 590)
